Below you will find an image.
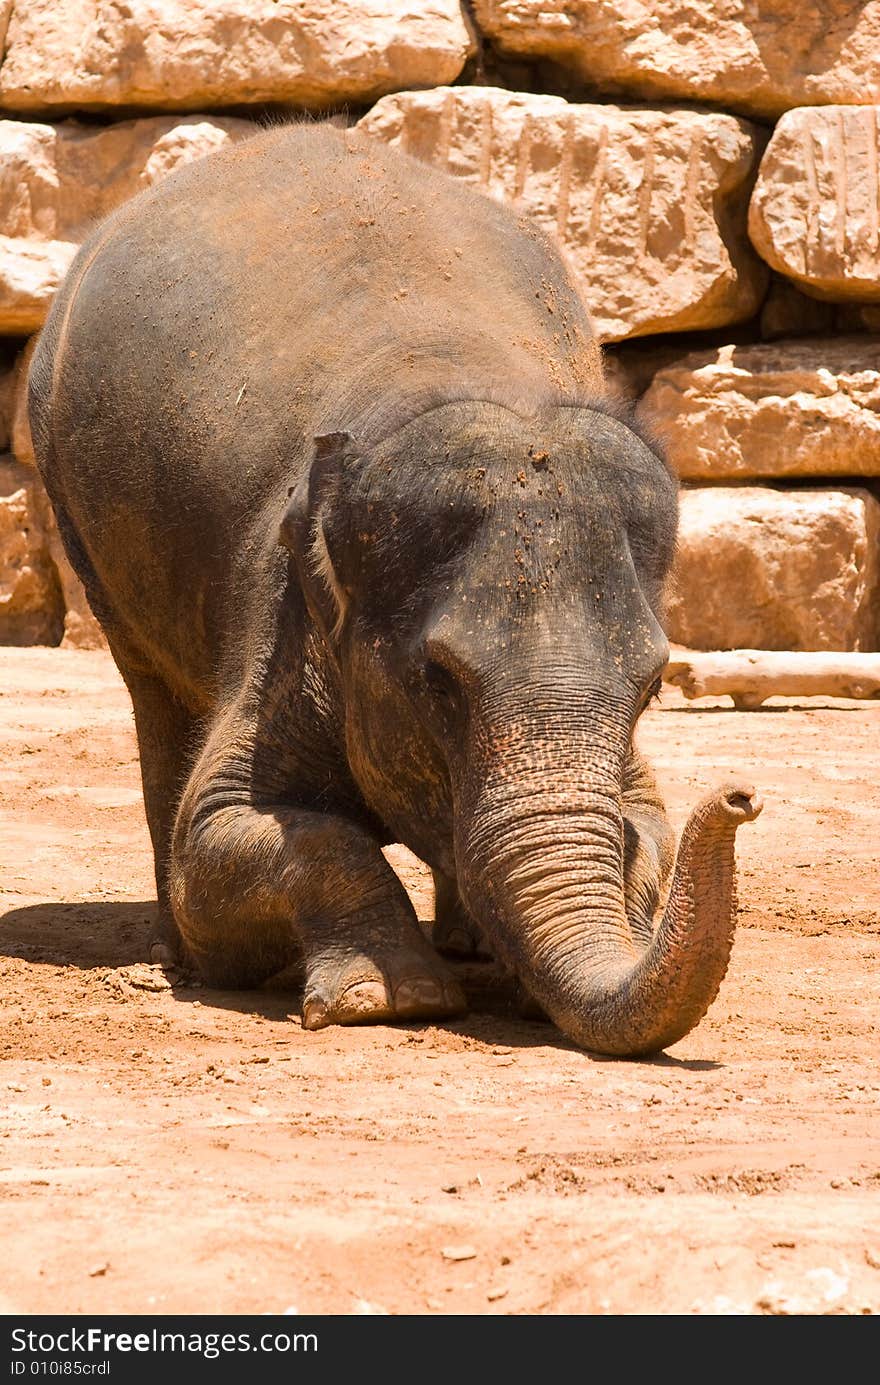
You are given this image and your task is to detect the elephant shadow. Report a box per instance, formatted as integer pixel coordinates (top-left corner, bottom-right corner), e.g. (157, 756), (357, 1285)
(0, 898), (720, 1065)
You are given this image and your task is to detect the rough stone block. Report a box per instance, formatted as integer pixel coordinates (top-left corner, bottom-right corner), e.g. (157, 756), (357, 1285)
(0, 453), (63, 644)
(0, 115), (254, 332)
(472, 1), (880, 120)
(0, 0), (473, 113)
(359, 86), (767, 342)
(667, 486), (880, 652)
(749, 106), (880, 302)
(641, 340), (880, 481)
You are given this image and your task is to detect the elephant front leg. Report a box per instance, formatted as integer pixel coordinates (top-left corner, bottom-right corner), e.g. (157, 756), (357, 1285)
(171, 792), (466, 1031)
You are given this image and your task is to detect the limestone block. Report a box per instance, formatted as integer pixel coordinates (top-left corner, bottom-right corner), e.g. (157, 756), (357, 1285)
(359, 86), (767, 342)
(0, 115), (255, 332)
(749, 106), (880, 301)
(0, 1), (473, 113)
(641, 340), (880, 481)
(602, 340), (700, 404)
(472, 1), (880, 120)
(667, 487), (880, 652)
(0, 454), (63, 644)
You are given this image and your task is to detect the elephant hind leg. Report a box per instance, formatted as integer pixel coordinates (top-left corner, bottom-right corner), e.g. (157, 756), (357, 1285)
(116, 658), (200, 967)
(430, 870), (493, 960)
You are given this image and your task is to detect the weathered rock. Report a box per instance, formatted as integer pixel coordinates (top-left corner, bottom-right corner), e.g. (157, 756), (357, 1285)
(0, 0), (473, 113)
(0, 115), (254, 332)
(472, 1), (880, 120)
(0, 454), (63, 644)
(0, 239), (76, 337)
(667, 487), (880, 652)
(359, 87), (767, 342)
(665, 649), (880, 709)
(749, 106), (880, 302)
(0, 0), (11, 45)
(760, 276), (836, 341)
(641, 340), (880, 481)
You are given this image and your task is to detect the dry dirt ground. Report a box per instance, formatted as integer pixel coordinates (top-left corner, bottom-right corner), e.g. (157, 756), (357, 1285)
(1, 647), (879, 1317)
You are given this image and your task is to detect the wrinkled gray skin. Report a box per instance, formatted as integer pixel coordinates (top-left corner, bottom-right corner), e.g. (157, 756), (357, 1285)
(29, 124), (761, 1057)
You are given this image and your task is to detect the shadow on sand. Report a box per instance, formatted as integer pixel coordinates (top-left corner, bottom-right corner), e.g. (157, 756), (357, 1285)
(0, 897), (721, 1068)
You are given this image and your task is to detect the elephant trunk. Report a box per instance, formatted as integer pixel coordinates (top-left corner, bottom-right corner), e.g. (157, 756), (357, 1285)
(456, 698), (761, 1057)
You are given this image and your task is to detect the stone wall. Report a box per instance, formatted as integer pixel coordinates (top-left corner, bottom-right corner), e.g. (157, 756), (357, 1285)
(1, 0), (879, 651)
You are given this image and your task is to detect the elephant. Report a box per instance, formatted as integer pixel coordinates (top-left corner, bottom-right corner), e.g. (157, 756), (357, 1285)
(28, 121), (761, 1057)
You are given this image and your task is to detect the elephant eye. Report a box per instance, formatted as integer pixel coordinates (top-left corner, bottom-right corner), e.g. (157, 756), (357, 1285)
(423, 659), (459, 706)
(638, 676), (662, 713)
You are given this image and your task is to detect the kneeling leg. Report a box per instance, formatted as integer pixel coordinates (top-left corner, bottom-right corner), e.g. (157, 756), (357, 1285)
(171, 760), (465, 1030)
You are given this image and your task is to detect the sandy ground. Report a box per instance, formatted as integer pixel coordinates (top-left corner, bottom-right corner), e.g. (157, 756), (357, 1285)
(1, 647), (878, 1317)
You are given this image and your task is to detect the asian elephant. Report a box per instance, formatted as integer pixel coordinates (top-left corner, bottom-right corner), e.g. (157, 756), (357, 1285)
(28, 122), (761, 1057)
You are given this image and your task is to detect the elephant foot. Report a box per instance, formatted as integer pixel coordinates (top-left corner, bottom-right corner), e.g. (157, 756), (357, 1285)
(301, 942), (466, 1031)
(431, 870), (493, 960)
(149, 926), (194, 983)
(149, 908), (187, 970)
(431, 911), (493, 961)
(515, 981), (549, 1022)
(150, 939), (179, 969)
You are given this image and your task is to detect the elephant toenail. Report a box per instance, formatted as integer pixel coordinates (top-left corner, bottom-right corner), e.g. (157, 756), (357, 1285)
(394, 978), (443, 1011)
(301, 995), (329, 1030)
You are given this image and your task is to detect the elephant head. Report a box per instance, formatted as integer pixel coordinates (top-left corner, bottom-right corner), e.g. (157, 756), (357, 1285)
(285, 398), (762, 1056)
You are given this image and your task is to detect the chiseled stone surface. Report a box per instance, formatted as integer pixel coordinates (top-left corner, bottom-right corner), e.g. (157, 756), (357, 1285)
(749, 105), (880, 302)
(667, 487), (880, 652)
(641, 340), (880, 481)
(359, 86), (766, 342)
(472, 1), (880, 119)
(0, 0), (473, 113)
(0, 454), (64, 645)
(0, 115), (254, 332)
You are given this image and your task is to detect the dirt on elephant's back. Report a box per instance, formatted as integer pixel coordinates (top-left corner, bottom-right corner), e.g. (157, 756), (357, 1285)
(1, 647), (878, 1316)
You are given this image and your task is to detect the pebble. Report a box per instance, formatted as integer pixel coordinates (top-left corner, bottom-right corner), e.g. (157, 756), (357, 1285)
(352, 1298), (388, 1315)
(487, 1288), (508, 1302)
(441, 1245), (477, 1262)
(88, 1263), (109, 1278)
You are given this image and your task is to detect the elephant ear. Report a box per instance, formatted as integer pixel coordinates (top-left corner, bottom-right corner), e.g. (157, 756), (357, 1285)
(280, 431), (357, 643)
